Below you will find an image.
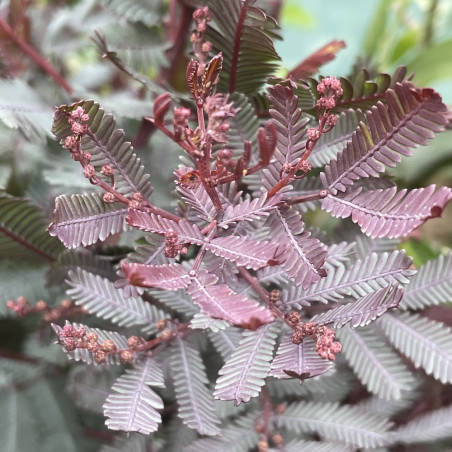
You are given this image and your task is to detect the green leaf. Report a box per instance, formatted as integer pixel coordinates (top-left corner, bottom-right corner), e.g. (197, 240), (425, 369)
(48, 193), (128, 248)
(0, 193), (64, 263)
(380, 312), (452, 383)
(104, 358), (165, 434)
(276, 401), (393, 448)
(170, 337), (221, 436)
(67, 268), (167, 334)
(337, 325), (414, 400)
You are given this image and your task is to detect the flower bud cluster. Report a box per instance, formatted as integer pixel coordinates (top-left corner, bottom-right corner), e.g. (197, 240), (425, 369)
(191, 6), (212, 70)
(164, 229), (188, 258)
(6, 296), (85, 322)
(205, 94), (237, 143)
(68, 106), (89, 136)
(288, 311), (342, 361)
(58, 325), (142, 364)
(316, 76), (343, 117)
(173, 106), (191, 141)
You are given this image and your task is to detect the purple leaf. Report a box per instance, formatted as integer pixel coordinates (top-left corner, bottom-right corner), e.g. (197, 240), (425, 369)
(268, 206), (327, 289)
(312, 285), (404, 328)
(122, 262), (191, 290)
(322, 184), (452, 238)
(187, 271), (274, 329)
(321, 82), (448, 193)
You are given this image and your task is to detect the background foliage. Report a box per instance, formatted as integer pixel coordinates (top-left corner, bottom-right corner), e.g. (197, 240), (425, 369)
(1, 0), (452, 451)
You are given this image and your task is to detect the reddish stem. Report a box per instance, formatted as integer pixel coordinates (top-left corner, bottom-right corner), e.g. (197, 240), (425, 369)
(0, 17), (72, 94)
(228, 1), (248, 93)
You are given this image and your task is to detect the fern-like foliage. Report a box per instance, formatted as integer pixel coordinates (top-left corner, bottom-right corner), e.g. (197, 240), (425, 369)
(121, 262), (192, 290)
(187, 270), (274, 328)
(218, 192), (280, 229)
(337, 325), (415, 400)
(0, 193), (64, 262)
(392, 404), (452, 445)
(66, 268), (167, 333)
(184, 410), (260, 452)
(380, 312), (452, 383)
(276, 401), (393, 448)
(311, 285), (403, 328)
(270, 333), (333, 380)
(322, 184), (452, 238)
(267, 83), (310, 172)
(214, 322), (279, 405)
(321, 82), (448, 193)
(283, 250), (413, 308)
(400, 252), (452, 310)
(52, 100), (153, 197)
(268, 206), (327, 289)
(100, 0), (165, 27)
(0, 78), (53, 142)
(103, 358), (165, 434)
(309, 109), (366, 168)
(48, 193), (128, 248)
(170, 337), (221, 435)
(206, 0), (280, 94)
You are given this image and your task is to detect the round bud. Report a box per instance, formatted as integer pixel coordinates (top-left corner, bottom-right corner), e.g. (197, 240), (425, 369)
(87, 341), (99, 353)
(6, 300), (15, 310)
(127, 336), (140, 348)
(83, 165), (96, 179)
(62, 324), (74, 337)
(120, 350), (134, 364)
(17, 296), (28, 307)
(101, 165), (114, 176)
(82, 152), (91, 161)
(36, 300), (47, 311)
(75, 327), (86, 338)
(60, 299), (72, 309)
(286, 311), (301, 325)
(272, 433), (284, 446)
(291, 329), (304, 345)
(103, 192), (115, 203)
(64, 337), (77, 351)
(86, 332), (98, 343)
(94, 350), (106, 363)
(257, 439), (269, 452)
(156, 319), (167, 331)
(101, 339), (116, 352)
(160, 329), (174, 341)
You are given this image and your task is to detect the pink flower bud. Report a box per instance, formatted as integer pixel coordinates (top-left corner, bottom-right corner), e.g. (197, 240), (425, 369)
(83, 165), (96, 178)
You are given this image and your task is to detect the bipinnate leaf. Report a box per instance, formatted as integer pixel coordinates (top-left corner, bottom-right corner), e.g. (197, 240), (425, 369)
(126, 209), (204, 243)
(380, 312), (452, 383)
(52, 100), (152, 197)
(187, 271), (274, 329)
(276, 401), (392, 448)
(337, 325), (415, 400)
(205, 235), (281, 270)
(214, 322), (279, 405)
(51, 322), (128, 365)
(0, 194), (64, 262)
(67, 268), (167, 334)
(170, 337), (221, 435)
(184, 410), (260, 452)
(121, 262), (191, 290)
(104, 358), (164, 434)
(312, 285), (403, 329)
(270, 333), (333, 380)
(322, 184), (452, 239)
(267, 84), (310, 173)
(284, 250), (414, 308)
(392, 404), (452, 444)
(268, 206), (327, 289)
(309, 109), (366, 168)
(48, 193), (127, 248)
(400, 252), (452, 310)
(321, 82), (448, 193)
(207, 0), (280, 94)
(218, 192), (281, 229)
(127, 209), (280, 270)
